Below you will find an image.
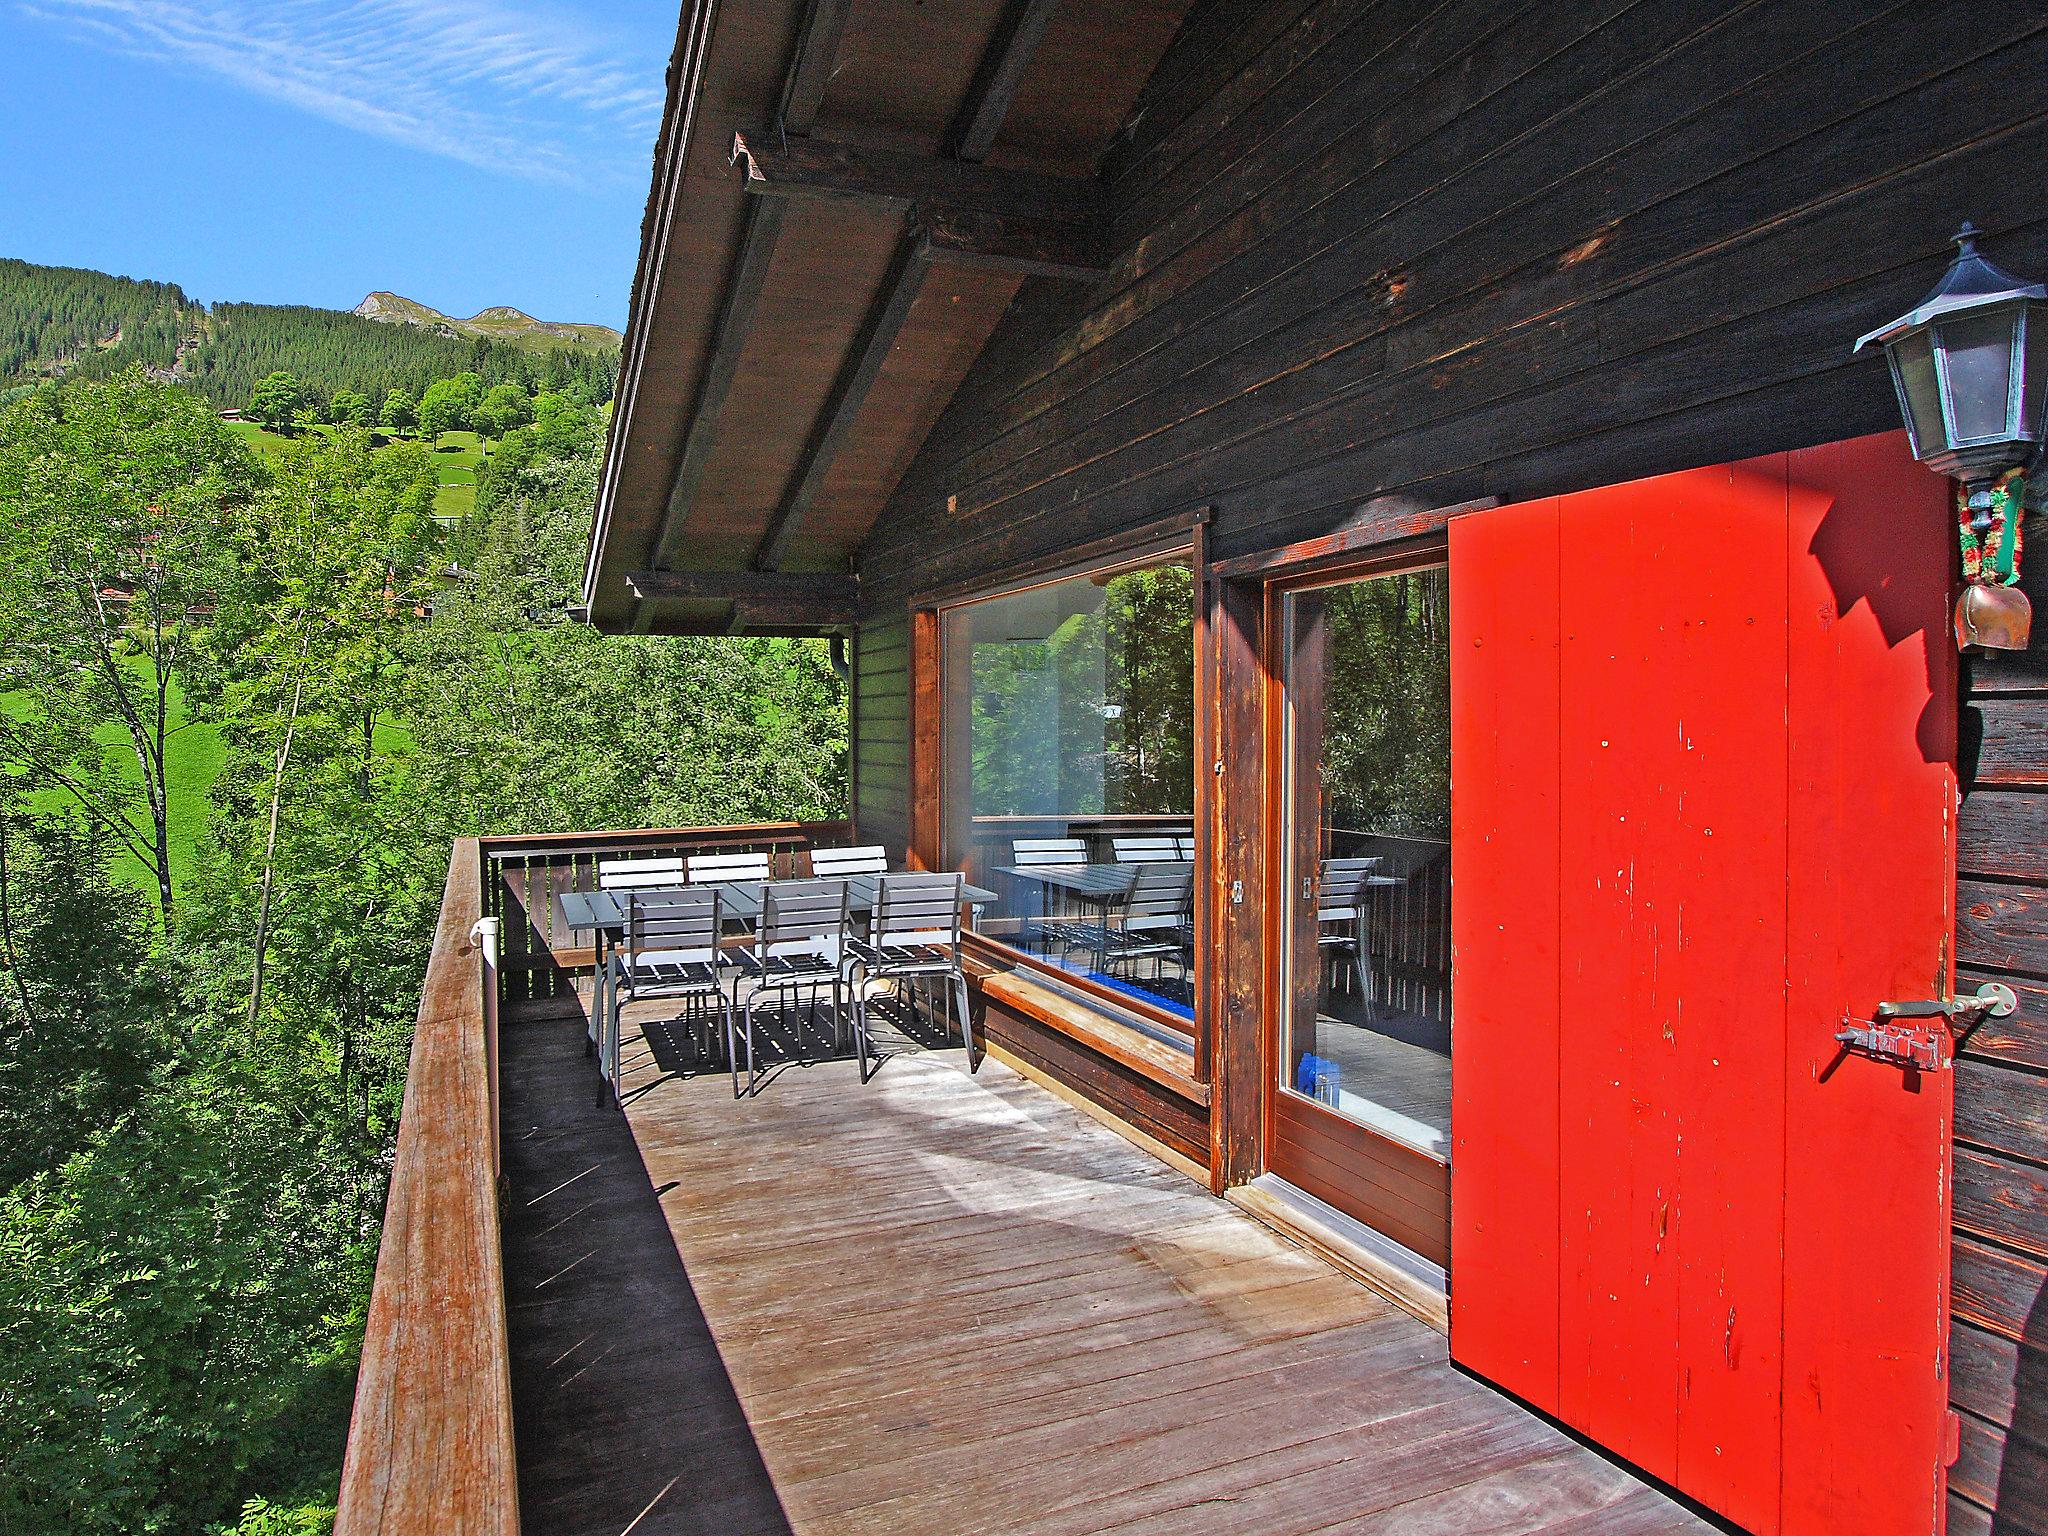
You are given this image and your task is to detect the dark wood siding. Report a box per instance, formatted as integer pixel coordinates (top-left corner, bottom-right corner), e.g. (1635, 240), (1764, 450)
(849, 4), (2048, 1529)
(859, 1), (2048, 607)
(1954, 526), (2048, 1536)
(853, 611), (911, 861)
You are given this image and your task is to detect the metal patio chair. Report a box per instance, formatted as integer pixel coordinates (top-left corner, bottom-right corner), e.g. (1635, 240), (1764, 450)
(1095, 859), (1194, 986)
(606, 888), (729, 1100)
(687, 849), (774, 884)
(845, 872), (974, 1082)
(1318, 856), (1382, 1001)
(1010, 835), (1092, 957)
(731, 878), (850, 1097)
(1111, 835), (1186, 863)
(809, 844), (889, 877)
(597, 855), (690, 890)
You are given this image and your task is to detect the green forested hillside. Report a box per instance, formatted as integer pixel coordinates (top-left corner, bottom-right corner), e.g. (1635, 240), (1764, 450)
(0, 258), (200, 381)
(0, 258), (617, 408)
(183, 302), (617, 409)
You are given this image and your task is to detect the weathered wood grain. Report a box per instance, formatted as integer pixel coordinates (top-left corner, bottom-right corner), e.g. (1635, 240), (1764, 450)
(504, 997), (1715, 1536)
(1959, 879), (2048, 979)
(335, 842), (517, 1536)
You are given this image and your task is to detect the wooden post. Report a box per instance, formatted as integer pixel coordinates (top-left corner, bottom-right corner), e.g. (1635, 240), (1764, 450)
(909, 608), (943, 870)
(1207, 575), (1267, 1192)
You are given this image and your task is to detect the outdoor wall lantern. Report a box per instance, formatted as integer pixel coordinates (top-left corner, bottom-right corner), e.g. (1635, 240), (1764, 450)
(1856, 222), (2042, 653)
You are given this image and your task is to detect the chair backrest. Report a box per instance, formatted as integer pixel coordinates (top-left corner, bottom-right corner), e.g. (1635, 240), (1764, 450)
(1318, 856), (1382, 919)
(624, 888), (721, 966)
(1012, 837), (1087, 866)
(810, 844), (888, 877)
(1120, 860), (1193, 930)
(1112, 836), (1185, 863)
(599, 855), (688, 890)
(688, 850), (773, 884)
(757, 878), (849, 960)
(869, 872), (963, 952)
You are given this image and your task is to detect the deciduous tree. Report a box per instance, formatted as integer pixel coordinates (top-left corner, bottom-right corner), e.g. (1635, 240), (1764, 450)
(248, 371), (302, 433)
(0, 371), (254, 928)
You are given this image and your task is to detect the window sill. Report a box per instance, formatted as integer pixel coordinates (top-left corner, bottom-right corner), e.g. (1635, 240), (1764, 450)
(976, 965), (1210, 1108)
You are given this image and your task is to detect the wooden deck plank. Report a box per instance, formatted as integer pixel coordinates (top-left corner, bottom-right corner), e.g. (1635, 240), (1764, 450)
(502, 1005), (1718, 1535)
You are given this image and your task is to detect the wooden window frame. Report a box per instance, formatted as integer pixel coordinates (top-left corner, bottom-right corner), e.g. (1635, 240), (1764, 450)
(913, 532), (1212, 1053)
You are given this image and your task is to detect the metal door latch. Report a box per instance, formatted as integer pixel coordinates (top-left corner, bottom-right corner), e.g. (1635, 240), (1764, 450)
(1837, 982), (2018, 1071)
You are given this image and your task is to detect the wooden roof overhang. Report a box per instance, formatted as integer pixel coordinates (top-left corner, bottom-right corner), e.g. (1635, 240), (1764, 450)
(584, 0), (1188, 636)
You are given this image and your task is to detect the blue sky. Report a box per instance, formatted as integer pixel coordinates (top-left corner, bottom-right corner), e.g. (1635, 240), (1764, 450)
(0, 0), (680, 328)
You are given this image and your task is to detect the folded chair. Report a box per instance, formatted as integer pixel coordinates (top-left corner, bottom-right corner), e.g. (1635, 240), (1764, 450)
(606, 889), (729, 1102)
(845, 872), (974, 1082)
(731, 879), (850, 1097)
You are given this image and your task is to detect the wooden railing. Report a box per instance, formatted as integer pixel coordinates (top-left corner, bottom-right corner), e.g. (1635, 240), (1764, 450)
(335, 839), (518, 1536)
(482, 820), (853, 1012)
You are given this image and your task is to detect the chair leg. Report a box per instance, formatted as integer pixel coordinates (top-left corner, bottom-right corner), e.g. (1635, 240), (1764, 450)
(735, 993), (751, 1099)
(852, 969), (872, 1083)
(955, 973), (977, 1072)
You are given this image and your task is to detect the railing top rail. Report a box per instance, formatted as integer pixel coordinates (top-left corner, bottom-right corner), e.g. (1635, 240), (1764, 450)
(481, 819), (852, 859)
(335, 840), (518, 1536)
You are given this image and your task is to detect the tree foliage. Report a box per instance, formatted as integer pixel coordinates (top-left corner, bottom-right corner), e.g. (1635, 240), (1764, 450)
(0, 372), (256, 925)
(0, 368), (846, 1534)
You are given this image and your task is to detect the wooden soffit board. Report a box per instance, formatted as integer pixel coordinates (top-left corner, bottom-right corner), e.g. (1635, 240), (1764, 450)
(586, 0), (1192, 635)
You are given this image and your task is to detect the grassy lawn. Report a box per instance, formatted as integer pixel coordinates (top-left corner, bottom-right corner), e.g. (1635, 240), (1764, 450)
(8, 670), (415, 903)
(5, 668), (224, 900)
(223, 421), (486, 521)
(428, 430), (485, 523)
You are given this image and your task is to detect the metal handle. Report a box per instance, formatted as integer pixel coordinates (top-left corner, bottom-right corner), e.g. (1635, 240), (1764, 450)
(1838, 983), (2018, 1073)
(1873, 981), (2017, 1022)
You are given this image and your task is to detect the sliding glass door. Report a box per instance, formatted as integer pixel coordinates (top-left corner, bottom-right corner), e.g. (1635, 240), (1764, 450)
(1268, 562), (1452, 1266)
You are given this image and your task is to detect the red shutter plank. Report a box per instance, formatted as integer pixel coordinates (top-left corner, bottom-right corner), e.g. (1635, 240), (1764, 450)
(1449, 496), (1563, 1405)
(1781, 434), (1954, 1534)
(1451, 434), (1954, 1535)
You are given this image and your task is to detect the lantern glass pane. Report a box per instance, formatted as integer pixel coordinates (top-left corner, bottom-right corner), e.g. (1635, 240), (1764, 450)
(1892, 329), (1946, 454)
(2020, 301), (2048, 446)
(1938, 308), (2018, 444)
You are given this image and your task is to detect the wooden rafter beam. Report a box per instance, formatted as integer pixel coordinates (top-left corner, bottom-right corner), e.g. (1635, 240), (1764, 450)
(753, 237), (936, 572)
(777, 0), (854, 133)
(919, 205), (1105, 281)
(646, 0), (855, 572)
(649, 195), (787, 567)
(730, 128), (1102, 225)
(625, 569), (857, 605)
(750, 2), (1077, 578)
(948, 0), (1063, 162)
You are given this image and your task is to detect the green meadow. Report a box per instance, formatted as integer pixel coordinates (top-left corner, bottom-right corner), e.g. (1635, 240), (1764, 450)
(223, 419), (486, 521)
(5, 667), (223, 897)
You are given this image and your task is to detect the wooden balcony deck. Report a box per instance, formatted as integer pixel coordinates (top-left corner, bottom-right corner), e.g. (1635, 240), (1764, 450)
(499, 1000), (1717, 1536)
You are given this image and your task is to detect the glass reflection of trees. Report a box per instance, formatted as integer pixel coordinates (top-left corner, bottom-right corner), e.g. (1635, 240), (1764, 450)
(1317, 566), (1449, 840)
(967, 564), (1194, 820)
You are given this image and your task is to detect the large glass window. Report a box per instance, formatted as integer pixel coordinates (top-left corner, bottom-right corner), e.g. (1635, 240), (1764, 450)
(1279, 565), (1451, 1157)
(940, 556), (1198, 1030)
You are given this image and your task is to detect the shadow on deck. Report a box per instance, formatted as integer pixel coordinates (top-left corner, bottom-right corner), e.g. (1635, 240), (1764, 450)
(500, 997), (1717, 1536)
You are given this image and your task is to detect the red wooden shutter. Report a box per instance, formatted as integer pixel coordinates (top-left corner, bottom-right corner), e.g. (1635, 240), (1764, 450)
(1449, 433), (1955, 1535)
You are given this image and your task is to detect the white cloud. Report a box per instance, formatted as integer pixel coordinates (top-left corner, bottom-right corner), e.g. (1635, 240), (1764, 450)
(17, 0), (666, 182)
